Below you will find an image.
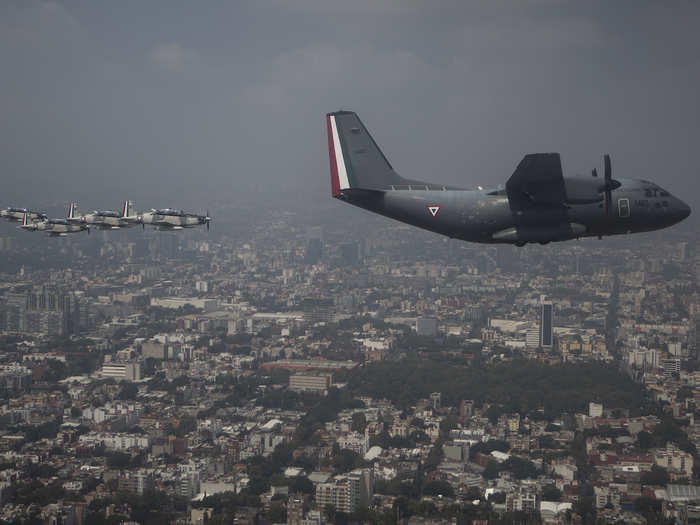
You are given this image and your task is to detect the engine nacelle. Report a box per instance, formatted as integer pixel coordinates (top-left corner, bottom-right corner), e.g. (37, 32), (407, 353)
(563, 177), (604, 204)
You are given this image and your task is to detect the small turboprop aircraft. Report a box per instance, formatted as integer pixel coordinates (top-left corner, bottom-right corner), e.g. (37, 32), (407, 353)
(68, 201), (139, 230)
(1, 207), (47, 223)
(138, 208), (211, 231)
(326, 111), (691, 246)
(19, 206), (89, 237)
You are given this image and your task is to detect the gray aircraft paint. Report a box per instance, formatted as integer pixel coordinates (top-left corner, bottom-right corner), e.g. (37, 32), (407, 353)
(20, 218), (88, 236)
(327, 111), (690, 246)
(1, 208), (47, 223)
(18, 205), (89, 236)
(138, 209), (211, 231)
(69, 201), (139, 230)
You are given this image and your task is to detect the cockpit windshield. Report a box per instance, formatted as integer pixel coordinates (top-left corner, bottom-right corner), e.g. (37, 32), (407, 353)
(644, 184), (670, 198)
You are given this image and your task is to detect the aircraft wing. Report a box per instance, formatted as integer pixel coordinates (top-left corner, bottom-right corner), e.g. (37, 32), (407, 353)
(505, 153), (567, 208)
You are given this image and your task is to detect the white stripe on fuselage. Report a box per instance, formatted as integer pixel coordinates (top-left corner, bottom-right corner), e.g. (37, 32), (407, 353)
(330, 116), (350, 190)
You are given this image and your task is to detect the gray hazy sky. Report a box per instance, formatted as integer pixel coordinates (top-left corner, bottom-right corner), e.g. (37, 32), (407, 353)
(1, 0), (699, 218)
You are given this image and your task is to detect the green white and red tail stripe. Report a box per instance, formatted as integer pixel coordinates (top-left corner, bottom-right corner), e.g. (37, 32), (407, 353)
(326, 113), (352, 196)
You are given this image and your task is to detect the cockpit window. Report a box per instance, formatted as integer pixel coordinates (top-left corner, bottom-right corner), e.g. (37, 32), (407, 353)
(645, 186), (670, 198)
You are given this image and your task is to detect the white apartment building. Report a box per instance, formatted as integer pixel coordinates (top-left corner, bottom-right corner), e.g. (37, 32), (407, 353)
(101, 362), (141, 381)
(289, 373), (332, 393)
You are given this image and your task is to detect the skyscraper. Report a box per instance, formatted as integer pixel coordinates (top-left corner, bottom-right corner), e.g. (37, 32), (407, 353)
(339, 241), (359, 266)
(430, 392), (441, 411)
(539, 296), (553, 348)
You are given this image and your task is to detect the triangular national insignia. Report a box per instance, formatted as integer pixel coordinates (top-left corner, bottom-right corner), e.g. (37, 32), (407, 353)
(427, 205), (440, 217)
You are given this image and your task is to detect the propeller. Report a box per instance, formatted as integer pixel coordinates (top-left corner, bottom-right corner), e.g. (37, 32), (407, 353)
(595, 154), (620, 215)
(205, 209), (211, 231)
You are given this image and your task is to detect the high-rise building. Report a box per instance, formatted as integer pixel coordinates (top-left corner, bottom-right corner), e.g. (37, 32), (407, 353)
(539, 297), (553, 348)
(118, 469), (154, 495)
(1, 286), (85, 336)
(307, 226), (324, 243)
(346, 468), (373, 509)
(305, 239), (323, 265)
(316, 468), (373, 514)
(304, 226), (324, 265)
(301, 298), (334, 324)
(430, 392), (441, 411)
(0, 292), (26, 331)
(316, 480), (350, 513)
(663, 358), (681, 378)
(158, 234), (179, 259)
(339, 242), (359, 266)
(459, 400), (473, 420)
(690, 303), (700, 357)
(177, 471), (200, 499)
(142, 341), (167, 360)
(464, 305), (484, 323)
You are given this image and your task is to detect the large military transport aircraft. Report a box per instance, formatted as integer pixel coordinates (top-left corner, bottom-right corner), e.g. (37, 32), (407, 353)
(326, 111), (691, 246)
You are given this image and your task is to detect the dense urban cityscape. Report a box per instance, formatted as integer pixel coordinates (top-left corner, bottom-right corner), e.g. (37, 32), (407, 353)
(0, 206), (697, 525)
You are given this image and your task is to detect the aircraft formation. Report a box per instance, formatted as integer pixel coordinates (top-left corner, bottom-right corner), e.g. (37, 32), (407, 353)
(1, 201), (211, 237)
(326, 110), (691, 246)
(2, 110), (692, 245)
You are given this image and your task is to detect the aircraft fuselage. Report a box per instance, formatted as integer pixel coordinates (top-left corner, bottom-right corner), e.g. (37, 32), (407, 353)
(340, 177), (690, 245)
(139, 211), (210, 230)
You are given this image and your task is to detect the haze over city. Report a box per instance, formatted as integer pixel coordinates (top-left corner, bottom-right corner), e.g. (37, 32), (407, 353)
(1, 2), (700, 525)
(1, 1), (699, 222)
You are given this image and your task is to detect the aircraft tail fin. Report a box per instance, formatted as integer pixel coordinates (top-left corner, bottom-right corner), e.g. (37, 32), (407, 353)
(22, 212), (28, 226)
(68, 203), (77, 220)
(122, 200), (133, 218)
(326, 111), (409, 195)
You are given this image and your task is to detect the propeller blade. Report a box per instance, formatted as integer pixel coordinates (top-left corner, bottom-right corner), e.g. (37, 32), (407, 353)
(604, 154), (612, 215)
